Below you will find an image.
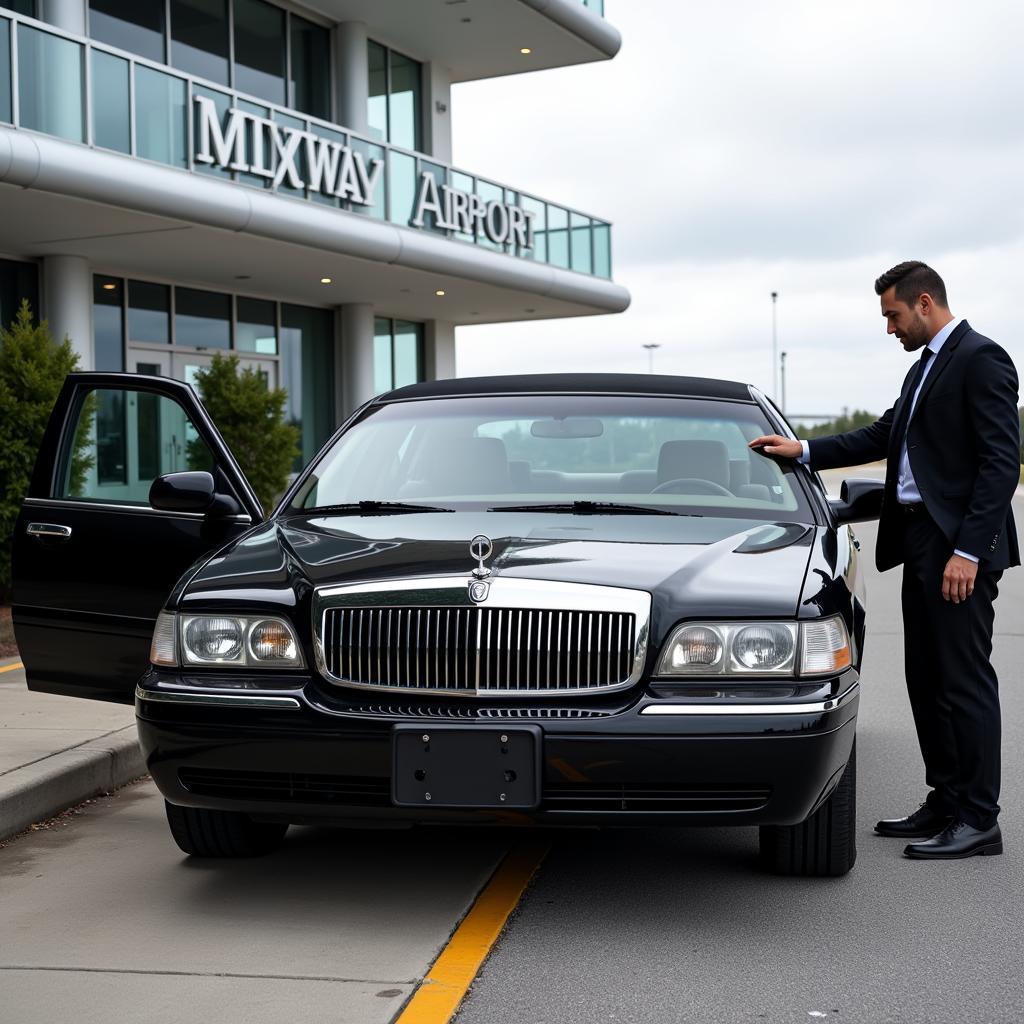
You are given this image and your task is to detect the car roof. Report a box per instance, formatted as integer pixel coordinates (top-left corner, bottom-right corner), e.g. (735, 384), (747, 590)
(384, 373), (755, 403)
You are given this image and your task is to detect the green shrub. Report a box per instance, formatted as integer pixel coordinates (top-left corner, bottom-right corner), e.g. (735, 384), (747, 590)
(0, 301), (82, 601)
(188, 353), (299, 515)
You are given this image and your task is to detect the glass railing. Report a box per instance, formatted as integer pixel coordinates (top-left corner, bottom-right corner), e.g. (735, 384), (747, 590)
(580, 0), (606, 16)
(0, 10), (613, 280)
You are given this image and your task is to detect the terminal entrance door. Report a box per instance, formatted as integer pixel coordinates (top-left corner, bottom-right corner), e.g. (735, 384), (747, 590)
(108, 348), (278, 490)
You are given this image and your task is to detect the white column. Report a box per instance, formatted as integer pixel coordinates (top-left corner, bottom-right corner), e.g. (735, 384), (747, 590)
(39, 0), (87, 34)
(42, 255), (93, 369)
(424, 63), (452, 163)
(337, 302), (376, 419)
(334, 22), (369, 134)
(424, 320), (456, 381)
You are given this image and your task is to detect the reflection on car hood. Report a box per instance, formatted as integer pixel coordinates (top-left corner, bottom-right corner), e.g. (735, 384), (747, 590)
(185, 512), (815, 620)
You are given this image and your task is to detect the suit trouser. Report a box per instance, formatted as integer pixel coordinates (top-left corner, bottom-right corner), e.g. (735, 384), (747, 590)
(901, 508), (1002, 829)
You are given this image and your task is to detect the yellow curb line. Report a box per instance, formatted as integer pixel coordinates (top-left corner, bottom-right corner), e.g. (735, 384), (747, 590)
(0, 661), (24, 674)
(394, 840), (549, 1024)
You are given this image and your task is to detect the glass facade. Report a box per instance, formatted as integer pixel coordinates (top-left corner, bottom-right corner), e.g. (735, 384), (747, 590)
(175, 287), (231, 348)
(0, 8), (614, 280)
(170, 0), (228, 85)
(373, 317), (423, 395)
(93, 276), (125, 371)
(236, 296), (276, 354)
(0, 257), (39, 329)
(289, 14), (329, 121)
(281, 304), (334, 466)
(88, 0), (329, 118)
(128, 281), (170, 344)
(91, 49), (130, 152)
(234, 0), (284, 105)
(92, 276), (335, 464)
(367, 40), (422, 152)
(89, 1), (164, 63)
(18, 24), (84, 141)
(135, 64), (187, 166)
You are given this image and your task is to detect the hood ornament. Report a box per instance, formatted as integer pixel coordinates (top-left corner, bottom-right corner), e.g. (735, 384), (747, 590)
(468, 534), (493, 603)
(470, 534), (493, 578)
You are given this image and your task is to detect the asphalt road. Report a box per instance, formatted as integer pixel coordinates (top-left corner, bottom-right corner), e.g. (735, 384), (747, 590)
(456, 484), (1024, 1024)
(2, 480), (1022, 1024)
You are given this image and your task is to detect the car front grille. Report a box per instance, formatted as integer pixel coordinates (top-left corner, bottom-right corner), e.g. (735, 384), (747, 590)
(313, 576), (651, 698)
(323, 606), (636, 694)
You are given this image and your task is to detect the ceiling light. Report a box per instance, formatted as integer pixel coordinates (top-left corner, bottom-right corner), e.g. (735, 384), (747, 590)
(320, 277), (332, 284)
(520, 47), (532, 54)
(435, 289), (446, 297)
(101, 282), (117, 290)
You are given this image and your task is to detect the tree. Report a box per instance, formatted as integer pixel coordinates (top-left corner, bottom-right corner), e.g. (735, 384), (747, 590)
(188, 353), (299, 514)
(795, 408), (879, 440)
(0, 301), (83, 601)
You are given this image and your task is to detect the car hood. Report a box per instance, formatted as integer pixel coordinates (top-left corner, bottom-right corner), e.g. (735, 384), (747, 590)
(183, 511), (816, 621)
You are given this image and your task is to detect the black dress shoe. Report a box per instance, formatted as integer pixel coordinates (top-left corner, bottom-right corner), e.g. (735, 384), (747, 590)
(875, 803), (953, 838)
(903, 820), (1003, 860)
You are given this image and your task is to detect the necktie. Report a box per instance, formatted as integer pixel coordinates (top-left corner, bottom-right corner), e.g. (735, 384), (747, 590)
(901, 347), (933, 436)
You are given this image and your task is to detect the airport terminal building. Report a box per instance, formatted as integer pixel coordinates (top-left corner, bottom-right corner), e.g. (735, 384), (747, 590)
(0, 0), (627, 465)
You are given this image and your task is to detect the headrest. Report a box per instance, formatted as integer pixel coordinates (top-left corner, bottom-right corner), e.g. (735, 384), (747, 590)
(657, 439), (731, 487)
(425, 436), (510, 494)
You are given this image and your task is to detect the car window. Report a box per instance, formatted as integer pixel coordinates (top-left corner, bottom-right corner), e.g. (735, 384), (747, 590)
(57, 386), (214, 506)
(291, 395), (810, 522)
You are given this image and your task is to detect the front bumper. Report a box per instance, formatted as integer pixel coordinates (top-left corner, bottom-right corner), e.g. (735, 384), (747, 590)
(135, 671), (859, 827)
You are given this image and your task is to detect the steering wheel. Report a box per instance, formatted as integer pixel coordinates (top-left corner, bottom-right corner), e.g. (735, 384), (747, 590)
(650, 477), (733, 496)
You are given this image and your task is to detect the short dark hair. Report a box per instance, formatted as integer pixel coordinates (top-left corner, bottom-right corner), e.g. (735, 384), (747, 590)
(874, 261), (948, 308)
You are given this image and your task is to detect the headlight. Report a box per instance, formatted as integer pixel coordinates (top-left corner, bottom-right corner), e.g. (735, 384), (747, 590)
(656, 616), (850, 677)
(149, 612), (304, 668)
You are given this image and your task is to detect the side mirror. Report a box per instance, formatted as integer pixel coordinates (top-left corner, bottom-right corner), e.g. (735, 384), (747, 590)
(149, 471), (216, 514)
(828, 478), (884, 525)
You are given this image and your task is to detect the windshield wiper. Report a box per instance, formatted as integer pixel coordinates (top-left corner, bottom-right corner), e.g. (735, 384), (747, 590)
(293, 501), (455, 516)
(487, 500), (694, 517)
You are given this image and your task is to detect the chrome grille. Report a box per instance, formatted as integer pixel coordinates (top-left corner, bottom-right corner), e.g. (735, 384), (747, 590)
(323, 606), (636, 694)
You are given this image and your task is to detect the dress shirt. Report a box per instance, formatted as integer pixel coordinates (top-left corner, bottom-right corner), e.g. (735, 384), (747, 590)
(797, 317), (978, 561)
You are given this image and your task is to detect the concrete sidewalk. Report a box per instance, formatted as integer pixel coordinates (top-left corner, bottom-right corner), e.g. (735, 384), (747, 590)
(0, 656), (145, 842)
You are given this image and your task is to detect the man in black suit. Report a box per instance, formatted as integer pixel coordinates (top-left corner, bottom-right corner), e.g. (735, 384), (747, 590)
(751, 261), (1020, 859)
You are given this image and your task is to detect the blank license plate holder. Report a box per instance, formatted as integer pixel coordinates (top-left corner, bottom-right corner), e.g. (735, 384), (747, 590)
(391, 724), (542, 809)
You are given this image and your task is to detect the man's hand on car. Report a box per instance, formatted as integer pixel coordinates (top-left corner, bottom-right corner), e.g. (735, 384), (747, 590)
(748, 434), (803, 459)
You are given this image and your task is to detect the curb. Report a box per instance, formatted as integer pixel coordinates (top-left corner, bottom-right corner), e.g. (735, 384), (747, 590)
(0, 725), (146, 842)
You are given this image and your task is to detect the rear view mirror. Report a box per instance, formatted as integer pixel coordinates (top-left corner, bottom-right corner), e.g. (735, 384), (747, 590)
(530, 417), (603, 439)
(149, 471), (216, 514)
(829, 478), (884, 524)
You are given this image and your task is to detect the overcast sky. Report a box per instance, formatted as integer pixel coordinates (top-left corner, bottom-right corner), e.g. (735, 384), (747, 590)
(450, 0), (1024, 419)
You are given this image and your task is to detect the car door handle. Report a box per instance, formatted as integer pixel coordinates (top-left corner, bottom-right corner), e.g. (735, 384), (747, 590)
(27, 522), (72, 539)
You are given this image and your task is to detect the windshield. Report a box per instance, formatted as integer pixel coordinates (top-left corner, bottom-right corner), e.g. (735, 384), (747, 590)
(289, 394), (811, 521)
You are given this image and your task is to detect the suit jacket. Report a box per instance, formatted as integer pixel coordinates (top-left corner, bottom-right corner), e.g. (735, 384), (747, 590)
(808, 320), (1021, 572)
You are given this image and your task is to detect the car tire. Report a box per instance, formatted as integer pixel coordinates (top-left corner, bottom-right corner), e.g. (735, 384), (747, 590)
(164, 801), (289, 858)
(758, 740), (856, 877)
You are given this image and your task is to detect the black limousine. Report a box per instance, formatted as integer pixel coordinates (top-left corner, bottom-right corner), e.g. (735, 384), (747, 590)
(13, 372), (881, 876)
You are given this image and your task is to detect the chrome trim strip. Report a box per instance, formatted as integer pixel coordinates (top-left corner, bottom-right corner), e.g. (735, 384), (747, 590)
(312, 575), (651, 698)
(135, 686), (301, 709)
(23, 497), (251, 523)
(639, 684), (859, 716)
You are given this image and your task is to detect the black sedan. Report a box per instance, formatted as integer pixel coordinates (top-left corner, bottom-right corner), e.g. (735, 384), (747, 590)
(12, 372), (882, 876)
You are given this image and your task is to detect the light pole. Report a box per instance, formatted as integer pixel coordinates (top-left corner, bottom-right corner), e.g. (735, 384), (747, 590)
(770, 291), (778, 399)
(642, 343), (661, 373)
(780, 350), (787, 414)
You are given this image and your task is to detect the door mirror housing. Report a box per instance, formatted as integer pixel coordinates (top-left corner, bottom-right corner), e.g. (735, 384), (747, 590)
(149, 471), (217, 514)
(828, 478), (884, 524)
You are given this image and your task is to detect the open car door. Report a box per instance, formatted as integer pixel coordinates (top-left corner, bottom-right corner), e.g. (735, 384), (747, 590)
(11, 372), (264, 703)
